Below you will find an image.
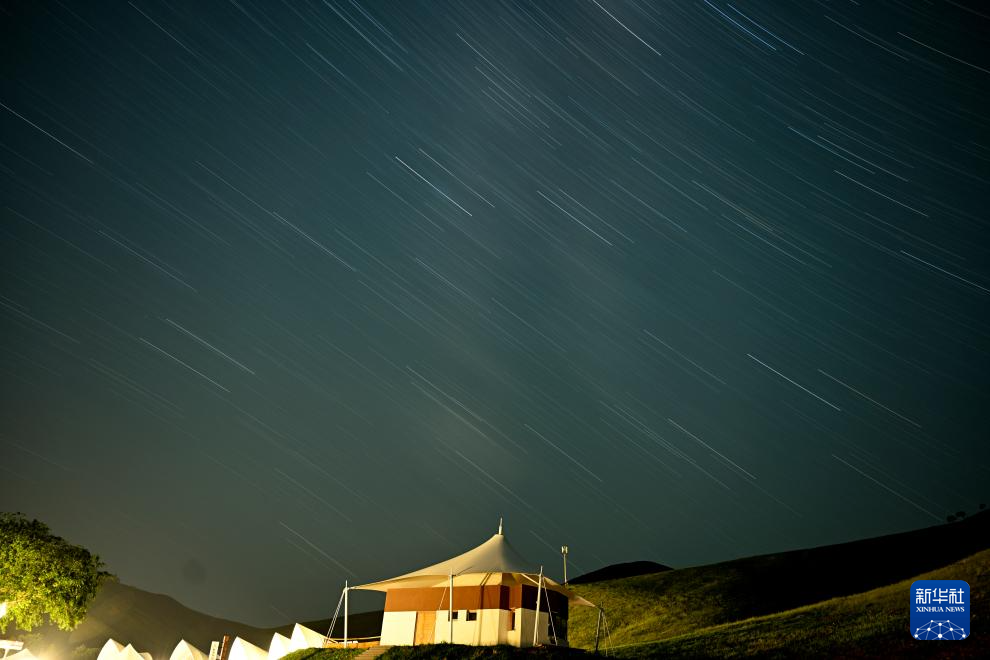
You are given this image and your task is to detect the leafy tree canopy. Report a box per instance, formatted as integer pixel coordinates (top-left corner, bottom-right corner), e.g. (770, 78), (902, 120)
(0, 512), (114, 632)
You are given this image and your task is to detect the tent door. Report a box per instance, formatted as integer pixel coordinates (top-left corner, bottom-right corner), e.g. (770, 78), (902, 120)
(414, 610), (436, 645)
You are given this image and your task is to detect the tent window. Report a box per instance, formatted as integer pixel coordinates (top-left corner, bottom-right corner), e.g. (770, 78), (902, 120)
(508, 610), (516, 630)
(466, 610), (478, 621)
(448, 610), (459, 620)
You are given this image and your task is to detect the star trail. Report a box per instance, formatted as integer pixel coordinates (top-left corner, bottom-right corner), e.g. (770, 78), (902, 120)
(2, 0), (988, 626)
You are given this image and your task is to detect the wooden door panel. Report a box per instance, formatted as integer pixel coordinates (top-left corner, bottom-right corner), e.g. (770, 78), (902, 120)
(414, 610), (436, 645)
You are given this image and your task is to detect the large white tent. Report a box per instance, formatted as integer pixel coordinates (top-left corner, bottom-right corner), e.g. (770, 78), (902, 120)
(169, 639), (209, 660)
(351, 521), (593, 647)
(225, 637), (268, 660)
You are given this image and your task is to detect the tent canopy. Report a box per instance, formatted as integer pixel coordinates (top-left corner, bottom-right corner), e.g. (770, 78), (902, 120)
(352, 525), (594, 607)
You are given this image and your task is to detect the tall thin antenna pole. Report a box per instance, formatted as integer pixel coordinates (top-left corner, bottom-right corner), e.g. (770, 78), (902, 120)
(343, 581), (349, 648)
(532, 566), (543, 647)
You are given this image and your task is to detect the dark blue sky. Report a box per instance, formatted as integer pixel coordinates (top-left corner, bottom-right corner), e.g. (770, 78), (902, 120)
(2, 0), (988, 626)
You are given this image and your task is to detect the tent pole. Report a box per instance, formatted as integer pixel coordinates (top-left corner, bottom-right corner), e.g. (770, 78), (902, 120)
(343, 581), (349, 648)
(449, 569), (454, 644)
(594, 607), (602, 652)
(532, 566), (543, 647)
(326, 588), (345, 642)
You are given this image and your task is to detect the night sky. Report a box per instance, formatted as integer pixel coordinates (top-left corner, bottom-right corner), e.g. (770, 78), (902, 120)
(2, 0), (988, 627)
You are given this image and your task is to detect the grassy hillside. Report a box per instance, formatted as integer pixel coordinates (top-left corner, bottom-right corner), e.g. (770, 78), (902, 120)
(567, 511), (989, 649)
(611, 548), (989, 658)
(280, 650), (362, 660)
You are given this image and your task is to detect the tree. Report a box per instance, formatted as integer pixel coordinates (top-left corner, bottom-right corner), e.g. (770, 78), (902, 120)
(0, 512), (114, 633)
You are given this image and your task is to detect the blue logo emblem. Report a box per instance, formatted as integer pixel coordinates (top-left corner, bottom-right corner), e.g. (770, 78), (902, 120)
(911, 579), (969, 640)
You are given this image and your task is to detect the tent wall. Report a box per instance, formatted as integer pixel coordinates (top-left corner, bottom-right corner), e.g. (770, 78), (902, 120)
(380, 606), (552, 647)
(507, 608), (551, 647)
(381, 610), (417, 645)
(433, 608), (508, 645)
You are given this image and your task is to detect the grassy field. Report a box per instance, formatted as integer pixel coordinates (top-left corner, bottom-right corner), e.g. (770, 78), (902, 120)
(566, 512), (989, 650)
(606, 548), (988, 658)
(378, 643), (587, 659)
(280, 650), (363, 660)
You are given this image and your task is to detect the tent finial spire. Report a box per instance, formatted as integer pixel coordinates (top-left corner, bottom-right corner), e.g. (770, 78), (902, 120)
(498, 516), (503, 535)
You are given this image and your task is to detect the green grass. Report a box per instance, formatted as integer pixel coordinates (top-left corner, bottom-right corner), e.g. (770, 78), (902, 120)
(280, 649), (363, 660)
(379, 643), (586, 659)
(592, 548), (990, 658)
(566, 513), (989, 650)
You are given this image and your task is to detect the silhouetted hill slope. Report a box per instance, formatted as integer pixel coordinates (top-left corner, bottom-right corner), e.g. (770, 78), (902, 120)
(568, 511), (990, 649)
(15, 581), (382, 659)
(16, 581), (269, 658)
(569, 561), (672, 585)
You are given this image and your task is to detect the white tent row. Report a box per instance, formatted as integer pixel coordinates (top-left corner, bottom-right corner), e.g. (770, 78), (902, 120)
(90, 622), (327, 660)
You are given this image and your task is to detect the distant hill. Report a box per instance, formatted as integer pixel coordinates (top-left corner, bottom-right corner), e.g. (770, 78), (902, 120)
(567, 511), (990, 651)
(569, 561), (672, 585)
(12, 581), (382, 659)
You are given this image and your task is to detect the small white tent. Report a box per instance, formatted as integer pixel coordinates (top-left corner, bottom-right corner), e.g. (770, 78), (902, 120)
(289, 623), (326, 650)
(226, 637), (268, 660)
(119, 644), (151, 660)
(169, 639), (209, 660)
(97, 639), (125, 660)
(267, 632), (293, 660)
(7, 650), (40, 660)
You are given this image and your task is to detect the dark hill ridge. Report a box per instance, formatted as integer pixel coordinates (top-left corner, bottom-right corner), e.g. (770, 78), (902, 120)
(569, 560), (672, 585)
